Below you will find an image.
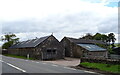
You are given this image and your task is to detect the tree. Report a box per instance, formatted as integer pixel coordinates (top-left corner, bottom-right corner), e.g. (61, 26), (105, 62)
(1, 33), (16, 42)
(93, 33), (108, 44)
(108, 33), (116, 48)
(1, 33), (19, 49)
(80, 33), (93, 39)
(101, 34), (108, 43)
(2, 41), (14, 49)
(93, 33), (102, 40)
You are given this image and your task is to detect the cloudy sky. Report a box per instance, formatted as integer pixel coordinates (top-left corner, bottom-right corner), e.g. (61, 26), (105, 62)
(0, 0), (119, 45)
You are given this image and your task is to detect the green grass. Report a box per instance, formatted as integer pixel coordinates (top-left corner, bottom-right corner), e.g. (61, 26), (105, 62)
(80, 62), (120, 73)
(4, 54), (36, 60)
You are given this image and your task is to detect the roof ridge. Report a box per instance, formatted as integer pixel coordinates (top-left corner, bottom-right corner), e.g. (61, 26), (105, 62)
(65, 37), (105, 44)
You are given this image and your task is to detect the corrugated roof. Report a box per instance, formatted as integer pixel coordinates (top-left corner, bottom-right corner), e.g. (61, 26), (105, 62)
(9, 35), (50, 49)
(66, 37), (106, 44)
(77, 44), (106, 51)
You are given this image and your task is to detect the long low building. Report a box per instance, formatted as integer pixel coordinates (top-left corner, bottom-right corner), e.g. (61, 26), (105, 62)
(8, 35), (64, 60)
(60, 37), (108, 58)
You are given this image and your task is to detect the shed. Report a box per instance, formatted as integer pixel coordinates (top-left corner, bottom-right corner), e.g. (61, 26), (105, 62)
(77, 44), (107, 58)
(61, 37), (108, 58)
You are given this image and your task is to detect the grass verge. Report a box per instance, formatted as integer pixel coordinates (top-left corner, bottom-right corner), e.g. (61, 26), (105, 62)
(80, 62), (120, 73)
(3, 54), (36, 60)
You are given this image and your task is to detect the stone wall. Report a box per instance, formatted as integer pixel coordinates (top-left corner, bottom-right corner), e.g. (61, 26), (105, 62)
(84, 51), (108, 58)
(81, 57), (120, 65)
(109, 54), (120, 59)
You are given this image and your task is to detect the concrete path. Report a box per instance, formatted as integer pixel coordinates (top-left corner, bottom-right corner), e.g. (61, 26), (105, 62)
(43, 57), (80, 67)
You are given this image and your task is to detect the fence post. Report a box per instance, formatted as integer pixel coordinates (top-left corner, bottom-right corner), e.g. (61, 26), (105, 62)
(27, 54), (29, 59)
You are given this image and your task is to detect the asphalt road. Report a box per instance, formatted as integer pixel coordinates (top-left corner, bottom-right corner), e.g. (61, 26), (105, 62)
(0, 55), (100, 75)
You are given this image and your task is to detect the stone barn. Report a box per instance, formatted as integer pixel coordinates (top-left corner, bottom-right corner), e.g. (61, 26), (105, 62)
(61, 37), (108, 58)
(9, 35), (64, 60)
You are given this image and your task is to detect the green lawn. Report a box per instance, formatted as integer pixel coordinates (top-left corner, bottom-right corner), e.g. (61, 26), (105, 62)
(4, 54), (36, 60)
(80, 62), (120, 73)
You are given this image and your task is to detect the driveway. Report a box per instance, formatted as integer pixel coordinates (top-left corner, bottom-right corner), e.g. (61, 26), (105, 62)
(43, 57), (80, 67)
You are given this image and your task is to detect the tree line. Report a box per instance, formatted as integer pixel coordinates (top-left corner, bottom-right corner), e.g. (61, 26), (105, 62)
(80, 33), (116, 49)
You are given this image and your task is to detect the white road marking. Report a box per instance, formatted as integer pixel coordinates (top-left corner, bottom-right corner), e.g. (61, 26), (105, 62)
(32, 61), (34, 62)
(20, 59), (25, 61)
(1, 60), (26, 73)
(52, 64), (58, 67)
(84, 71), (95, 73)
(36, 62), (39, 63)
(0, 60), (3, 62)
(6, 63), (26, 72)
(42, 63), (47, 64)
(64, 67), (76, 70)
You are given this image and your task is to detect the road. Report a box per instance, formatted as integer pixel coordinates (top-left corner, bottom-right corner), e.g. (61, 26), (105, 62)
(0, 55), (100, 75)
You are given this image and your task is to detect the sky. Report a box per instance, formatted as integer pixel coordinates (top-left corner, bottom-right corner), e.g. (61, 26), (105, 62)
(0, 0), (119, 46)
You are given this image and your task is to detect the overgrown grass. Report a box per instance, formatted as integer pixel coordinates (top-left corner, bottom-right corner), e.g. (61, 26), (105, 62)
(80, 62), (120, 73)
(4, 54), (36, 60)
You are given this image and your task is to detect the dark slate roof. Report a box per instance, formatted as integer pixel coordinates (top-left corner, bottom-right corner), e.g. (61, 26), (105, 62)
(9, 35), (50, 49)
(77, 44), (106, 51)
(66, 37), (105, 44)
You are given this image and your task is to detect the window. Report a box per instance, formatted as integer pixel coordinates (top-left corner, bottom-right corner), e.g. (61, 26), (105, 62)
(47, 49), (56, 54)
(47, 50), (52, 53)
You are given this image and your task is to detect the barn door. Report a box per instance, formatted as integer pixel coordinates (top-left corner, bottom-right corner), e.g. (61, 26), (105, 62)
(46, 49), (57, 59)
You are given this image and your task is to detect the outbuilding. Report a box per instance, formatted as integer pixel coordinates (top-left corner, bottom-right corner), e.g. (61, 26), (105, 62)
(9, 35), (64, 60)
(61, 37), (108, 58)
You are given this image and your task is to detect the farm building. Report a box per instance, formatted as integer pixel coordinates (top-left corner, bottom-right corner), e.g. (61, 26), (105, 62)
(8, 35), (64, 60)
(61, 37), (108, 58)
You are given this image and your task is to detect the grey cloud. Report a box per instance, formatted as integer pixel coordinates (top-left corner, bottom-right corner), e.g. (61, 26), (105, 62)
(2, 12), (118, 34)
(97, 15), (118, 33)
